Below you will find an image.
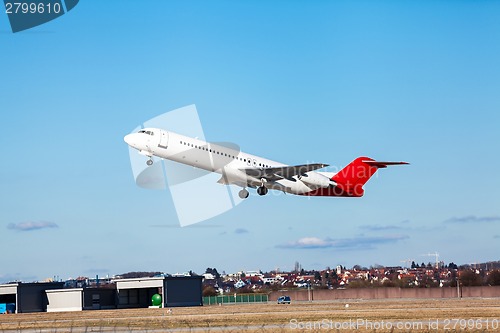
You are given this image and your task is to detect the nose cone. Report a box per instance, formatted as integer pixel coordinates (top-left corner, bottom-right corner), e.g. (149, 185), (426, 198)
(124, 133), (133, 145)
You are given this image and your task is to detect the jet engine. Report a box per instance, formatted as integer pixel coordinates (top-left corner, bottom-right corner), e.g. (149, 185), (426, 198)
(299, 172), (335, 188)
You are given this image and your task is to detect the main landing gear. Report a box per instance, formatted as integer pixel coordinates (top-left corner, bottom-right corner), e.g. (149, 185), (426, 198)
(146, 158), (153, 166)
(238, 187), (268, 198)
(256, 178), (268, 196)
(257, 186), (268, 196)
(238, 189), (249, 199)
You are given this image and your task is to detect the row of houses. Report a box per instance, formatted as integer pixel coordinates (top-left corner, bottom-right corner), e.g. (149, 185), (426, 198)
(204, 265), (498, 291)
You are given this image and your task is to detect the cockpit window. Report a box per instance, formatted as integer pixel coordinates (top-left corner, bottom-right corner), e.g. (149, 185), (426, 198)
(138, 130), (154, 135)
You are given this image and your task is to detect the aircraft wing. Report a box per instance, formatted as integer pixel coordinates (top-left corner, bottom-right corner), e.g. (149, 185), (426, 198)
(241, 163), (329, 181)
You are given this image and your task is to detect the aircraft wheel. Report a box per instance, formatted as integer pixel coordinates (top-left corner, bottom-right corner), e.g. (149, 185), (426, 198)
(257, 186), (268, 196)
(146, 159), (153, 166)
(239, 189), (249, 199)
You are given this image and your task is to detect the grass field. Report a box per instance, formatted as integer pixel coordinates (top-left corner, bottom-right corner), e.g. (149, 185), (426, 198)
(1, 298), (499, 332)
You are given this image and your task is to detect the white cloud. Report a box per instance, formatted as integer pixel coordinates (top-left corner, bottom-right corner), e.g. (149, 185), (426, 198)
(277, 234), (409, 250)
(444, 215), (500, 224)
(7, 221), (59, 231)
(293, 237), (330, 248)
(359, 224), (404, 232)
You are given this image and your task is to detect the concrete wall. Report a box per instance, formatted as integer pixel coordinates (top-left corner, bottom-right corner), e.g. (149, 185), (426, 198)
(46, 289), (83, 312)
(270, 286), (500, 301)
(115, 278), (163, 290)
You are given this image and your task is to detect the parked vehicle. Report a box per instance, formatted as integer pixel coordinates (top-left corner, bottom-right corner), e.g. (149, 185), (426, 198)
(277, 296), (291, 304)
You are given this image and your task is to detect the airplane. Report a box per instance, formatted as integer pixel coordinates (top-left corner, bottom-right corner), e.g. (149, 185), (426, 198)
(124, 128), (408, 199)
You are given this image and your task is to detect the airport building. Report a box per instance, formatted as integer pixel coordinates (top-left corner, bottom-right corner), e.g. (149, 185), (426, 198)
(0, 276), (203, 313)
(46, 287), (117, 312)
(114, 276), (203, 308)
(0, 282), (64, 313)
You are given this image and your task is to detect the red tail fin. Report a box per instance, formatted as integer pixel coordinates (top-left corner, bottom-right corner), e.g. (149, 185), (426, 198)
(331, 157), (379, 197)
(303, 157), (408, 197)
(332, 157), (409, 196)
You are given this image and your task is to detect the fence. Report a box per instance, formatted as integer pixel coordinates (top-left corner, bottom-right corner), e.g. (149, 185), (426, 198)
(269, 285), (500, 301)
(203, 293), (268, 305)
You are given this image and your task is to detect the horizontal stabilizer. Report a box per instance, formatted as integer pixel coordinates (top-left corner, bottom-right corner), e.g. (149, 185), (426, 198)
(362, 161), (410, 169)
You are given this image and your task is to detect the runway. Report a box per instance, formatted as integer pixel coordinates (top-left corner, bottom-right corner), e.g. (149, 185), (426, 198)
(1, 298), (499, 332)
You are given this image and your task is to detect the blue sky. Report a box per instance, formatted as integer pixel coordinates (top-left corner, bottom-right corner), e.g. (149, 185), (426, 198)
(1, 1), (500, 282)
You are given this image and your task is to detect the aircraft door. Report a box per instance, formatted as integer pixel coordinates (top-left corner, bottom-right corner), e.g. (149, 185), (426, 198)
(159, 130), (169, 149)
(144, 131), (153, 152)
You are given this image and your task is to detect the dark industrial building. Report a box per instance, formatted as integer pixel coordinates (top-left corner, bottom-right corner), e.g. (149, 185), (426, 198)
(0, 282), (64, 313)
(0, 276), (202, 313)
(114, 276), (203, 308)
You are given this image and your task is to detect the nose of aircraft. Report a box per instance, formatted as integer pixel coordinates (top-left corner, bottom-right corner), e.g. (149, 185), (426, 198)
(124, 133), (134, 146)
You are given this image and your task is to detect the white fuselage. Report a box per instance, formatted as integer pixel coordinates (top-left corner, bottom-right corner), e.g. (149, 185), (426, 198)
(124, 128), (333, 195)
